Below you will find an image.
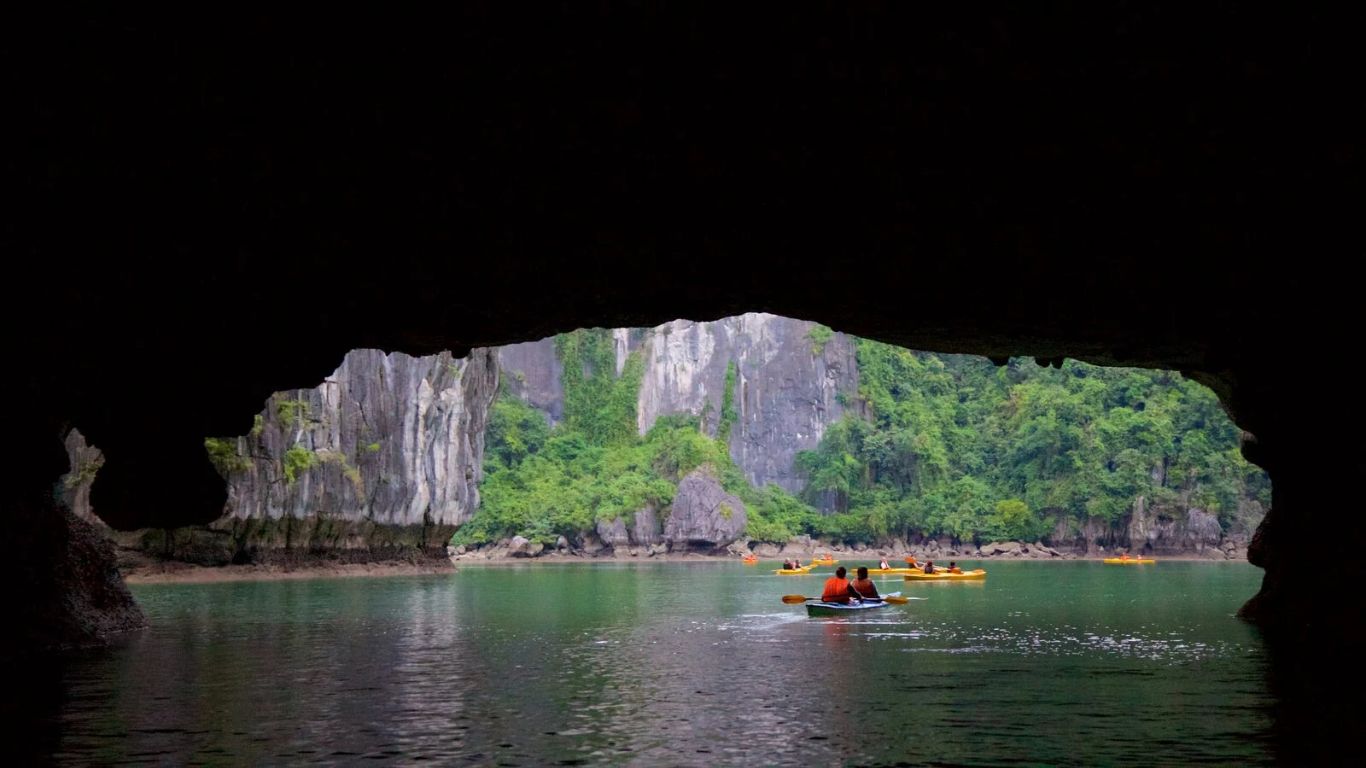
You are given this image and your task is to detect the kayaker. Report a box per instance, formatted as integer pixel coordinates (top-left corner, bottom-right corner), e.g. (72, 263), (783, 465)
(782, 558), (794, 570)
(850, 567), (881, 601)
(793, 558), (802, 569)
(947, 561), (962, 574)
(821, 566), (853, 604)
(879, 558), (890, 570)
(922, 560), (936, 574)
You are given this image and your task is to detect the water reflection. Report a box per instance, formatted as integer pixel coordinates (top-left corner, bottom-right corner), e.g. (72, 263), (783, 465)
(8, 562), (1293, 764)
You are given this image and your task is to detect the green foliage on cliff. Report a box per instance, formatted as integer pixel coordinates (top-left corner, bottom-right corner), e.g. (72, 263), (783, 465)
(319, 452), (365, 495)
(555, 329), (640, 446)
(456, 328), (1269, 549)
(63, 454), (105, 489)
(807, 323), (835, 355)
(276, 397), (310, 430)
(282, 444), (317, 484)
(455, 330), (812, 546)
(204, 437), (252, 475)
(794, 340), (1271, 543)
(454, 393), (681, 545)
(718, 361), (739, 442)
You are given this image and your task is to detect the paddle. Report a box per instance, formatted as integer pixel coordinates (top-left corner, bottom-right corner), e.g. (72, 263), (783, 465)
(781, 593), (909, 605)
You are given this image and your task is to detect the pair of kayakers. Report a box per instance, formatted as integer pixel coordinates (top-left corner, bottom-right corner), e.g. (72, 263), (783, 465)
(920, 560), (963, 574)
(782, 558), (805, 570)
(821, 567), (881, 604)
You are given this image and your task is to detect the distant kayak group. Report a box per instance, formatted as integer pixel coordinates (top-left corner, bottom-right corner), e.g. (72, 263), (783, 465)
(898, 556), (984, 580)
(764, 549), (1156, 616)
(1103, 553), (1157, 565)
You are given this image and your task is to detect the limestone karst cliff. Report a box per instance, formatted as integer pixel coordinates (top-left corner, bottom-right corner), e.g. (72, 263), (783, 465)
(76, 314), (1263, 562)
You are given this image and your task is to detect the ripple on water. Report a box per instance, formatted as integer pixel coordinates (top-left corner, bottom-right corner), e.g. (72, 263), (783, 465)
(27, 563), (1278, 766)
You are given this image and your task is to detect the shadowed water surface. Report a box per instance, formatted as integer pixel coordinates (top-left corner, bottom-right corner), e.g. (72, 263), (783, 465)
(35, 561), (1275, 765)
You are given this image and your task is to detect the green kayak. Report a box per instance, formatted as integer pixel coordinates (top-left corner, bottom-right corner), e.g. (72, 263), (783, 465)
(804, 592), (900, 617)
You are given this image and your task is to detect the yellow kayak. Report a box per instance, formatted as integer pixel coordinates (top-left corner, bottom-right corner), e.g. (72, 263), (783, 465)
(903, 569), (987, 581)
(1103, 558), (1156, 565)
(774, 565), (816, 575)
(810, 559), (839, 566)
(866, 567), (920, 575)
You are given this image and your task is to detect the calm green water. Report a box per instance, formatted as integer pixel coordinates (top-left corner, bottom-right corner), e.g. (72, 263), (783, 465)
(44, 561), (1275, 765)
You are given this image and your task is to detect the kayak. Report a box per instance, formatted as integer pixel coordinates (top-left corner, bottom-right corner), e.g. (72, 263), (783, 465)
(1103, 558), (1156, 565)
(903, 569), (987, 581)
(774, 566), (816, 575)
(810, 559), (838, 565)
(867, 567), (919, 575)
(805, 592), (901, 617)
(742, 558), (758, 565)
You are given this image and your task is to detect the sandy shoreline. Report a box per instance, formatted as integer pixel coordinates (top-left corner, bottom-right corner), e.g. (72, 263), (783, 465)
(122, 550), (1246, 584)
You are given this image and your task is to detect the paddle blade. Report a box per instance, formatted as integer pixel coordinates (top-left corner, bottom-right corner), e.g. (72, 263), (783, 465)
(881, 595), (909, 604)
(781, 595), (812, 604)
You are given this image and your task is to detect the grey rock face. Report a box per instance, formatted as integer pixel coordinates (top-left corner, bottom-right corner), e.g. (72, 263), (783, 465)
(664, 467), (747, 549)
(1041, 495), (1246, 557)
(1127, 497), (1226, 554)
(593, 505), (663, 551)
(636, 313), (859, 497)
(493, 314), (857, 501)
(632, 505), (662, 546)
(214, 348), (499, 527)
(498, 339), (565, 423)
(60, 428), (104, 525)
(596, 517), (631, 549)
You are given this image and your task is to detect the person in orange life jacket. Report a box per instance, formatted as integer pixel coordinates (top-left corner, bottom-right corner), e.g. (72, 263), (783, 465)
(821, 567), (857, 604)
(849, 567), (881, 601)
(922, 560), (936, 574)
(947, 561), (962, 574)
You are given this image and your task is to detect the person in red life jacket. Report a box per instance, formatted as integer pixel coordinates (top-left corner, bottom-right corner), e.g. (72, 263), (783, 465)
(821, 567), (855, 604)
(850, 567), (881, 601)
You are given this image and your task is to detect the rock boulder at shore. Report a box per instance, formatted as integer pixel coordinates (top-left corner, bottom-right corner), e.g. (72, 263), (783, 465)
(508, 535), (544, 557)
(4, 498), (146, 656)
(663, 467), (747, 550)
